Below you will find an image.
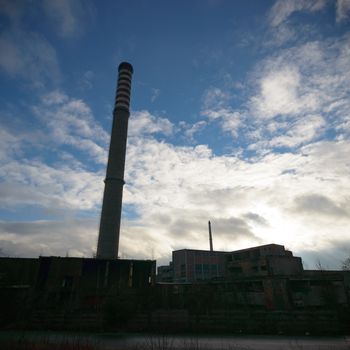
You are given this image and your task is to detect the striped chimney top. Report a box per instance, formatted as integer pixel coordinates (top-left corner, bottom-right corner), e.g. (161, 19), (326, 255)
(115, 62), (133, 111)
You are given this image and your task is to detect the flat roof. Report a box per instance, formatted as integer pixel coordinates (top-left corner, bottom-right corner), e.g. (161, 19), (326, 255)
(173, 249), (227, 254)
(173, 243), (285, 255)
(229, 243), (285, 254)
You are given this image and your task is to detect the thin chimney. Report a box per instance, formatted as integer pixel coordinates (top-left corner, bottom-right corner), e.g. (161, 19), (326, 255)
(208, 220), (213, 252)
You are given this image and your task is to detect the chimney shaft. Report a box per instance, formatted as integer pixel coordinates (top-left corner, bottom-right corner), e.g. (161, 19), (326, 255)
(96, 62), (133, 259)
(208, 220), (213, 252)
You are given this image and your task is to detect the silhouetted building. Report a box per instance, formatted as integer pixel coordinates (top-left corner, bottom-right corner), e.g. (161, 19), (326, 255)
(1, 253), (350, 332)
(166, 244), (303, 283)
(157, 262), (173, 283)
(225, 244), (303, 278)
(0, 256), (155, 311)
(172, 249), (227, 283)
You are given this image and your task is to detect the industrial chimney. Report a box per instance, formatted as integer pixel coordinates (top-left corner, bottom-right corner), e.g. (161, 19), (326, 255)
(96, 62), (133, 259)
(208, 220), (213, 252)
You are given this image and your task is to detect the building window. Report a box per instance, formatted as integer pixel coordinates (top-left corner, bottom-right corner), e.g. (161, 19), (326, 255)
(62, 276), (73, 288)
(234, 254), (241, 261)
(180, 264), (186, 278)
(229, 266), (243, 274)
(252, 250), (260, 259)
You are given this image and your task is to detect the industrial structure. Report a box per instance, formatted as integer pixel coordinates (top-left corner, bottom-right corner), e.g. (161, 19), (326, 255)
(225, 244), (303, 278)
(0, 256), (155, 330)
(208, 220), (213, 251)
(159, 244), (303, 283)
(171, 249), (226, 283)
(97, 62), (134, 259)
(1, 62), (350, 333)
(1, 251), (349, 333)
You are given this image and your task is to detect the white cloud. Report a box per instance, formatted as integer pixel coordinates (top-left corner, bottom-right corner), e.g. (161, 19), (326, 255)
(0, 128), (22, 162)
(336, 0), (350, 23)
(120, 137), (350, 266)
(0, 92), (108, 216)
(266, 0), (332, 47)
(269, 0), (327, 27)
(293, 193), (348, 218)
(151, 88), (160, 102)
(0, 159), (103, 211)
(0, 219), (98, 258)
(129, 110), (174, 137)
(0, 29), (60, 86)
(42, 0), (94, 37)
(242, 33), (350, 152)
(265, 22), (298, 47)
(79, 70), (95, 90)
(33, 91), (109, 164)
(201, 33), (349, 153)
(269, 115), (325, 148)
(0, 1), (62, 87)
(202, 87), (230, 110)
(203, 108), (241, 138)
(183, 120), (208, 142)
(0, 0), (92, 87)
(1, 106), (349, 268)
(0, 34), (22, 75)
(250, 66), (304, 119)
(200, 86), (241, 138)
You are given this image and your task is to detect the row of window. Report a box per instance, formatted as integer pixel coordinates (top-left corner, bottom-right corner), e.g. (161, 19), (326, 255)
(179, 263), (221, 278)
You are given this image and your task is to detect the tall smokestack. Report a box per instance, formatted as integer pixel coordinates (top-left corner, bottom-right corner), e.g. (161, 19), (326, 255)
(96, 62), (133, 259)
(208, 220), (213, 252)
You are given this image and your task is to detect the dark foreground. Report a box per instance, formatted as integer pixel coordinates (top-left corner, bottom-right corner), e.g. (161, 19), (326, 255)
(0, 332), (349, 350)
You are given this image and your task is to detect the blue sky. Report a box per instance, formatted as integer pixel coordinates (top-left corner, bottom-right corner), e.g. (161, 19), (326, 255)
(0, 0), (350, 268)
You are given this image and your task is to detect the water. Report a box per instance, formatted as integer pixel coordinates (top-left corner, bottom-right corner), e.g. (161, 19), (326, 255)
(1, 331), (349, 349)
(105, 334), (350, 349)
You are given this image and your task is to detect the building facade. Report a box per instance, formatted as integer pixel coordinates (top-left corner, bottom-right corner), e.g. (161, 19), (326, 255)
(162, 244), (304, 283)
(172, 249), (227, 283)
(0, 256), (156, 312)
(225, 244), (303, 278)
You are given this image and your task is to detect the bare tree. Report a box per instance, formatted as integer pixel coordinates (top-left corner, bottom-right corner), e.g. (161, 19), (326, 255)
(315, 259), (326, 271)
(341, 257), (350, 271)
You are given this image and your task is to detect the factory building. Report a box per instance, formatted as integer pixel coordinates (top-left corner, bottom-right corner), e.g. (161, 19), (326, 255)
(225, 244), (303, 278)
(172, 249), (227, 283)
(0, 256), (155, 330)
(157, 262), (173, 283)
(158, 244), (303, 283)
(0, 256), (155, 312)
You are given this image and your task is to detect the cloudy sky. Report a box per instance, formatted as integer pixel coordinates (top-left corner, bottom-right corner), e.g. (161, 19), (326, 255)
(0, 0), (350, 269)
